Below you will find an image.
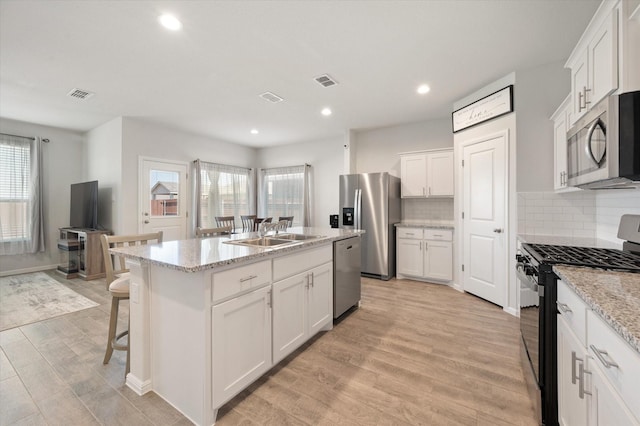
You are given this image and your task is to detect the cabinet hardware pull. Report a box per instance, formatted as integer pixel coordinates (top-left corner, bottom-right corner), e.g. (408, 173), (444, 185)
(239, 274), (257, 283)
(583, 86), (591, 107)
(266, 290), (272, 307)
(419, 242), (422, 250)
(422, 187), (426, 196)
(578, 361), (591, 399)
(428, 187), (431, 196)
(557, 301), (572, 314)
(571, 351), (579, 385)
(590, 345), (619, 369)
(493, 228), (503, 233)
(308, 273), (314, 287)
(433, 234), (443, 237)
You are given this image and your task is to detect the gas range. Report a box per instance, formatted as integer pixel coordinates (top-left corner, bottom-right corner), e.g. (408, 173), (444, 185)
(522, 243), (640, 272)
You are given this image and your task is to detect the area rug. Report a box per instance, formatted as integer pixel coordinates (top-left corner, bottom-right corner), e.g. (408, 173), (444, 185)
(0, 272), (99, 331)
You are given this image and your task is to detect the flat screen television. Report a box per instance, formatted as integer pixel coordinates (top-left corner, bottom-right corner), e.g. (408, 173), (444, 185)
(70, 180), (98, 229)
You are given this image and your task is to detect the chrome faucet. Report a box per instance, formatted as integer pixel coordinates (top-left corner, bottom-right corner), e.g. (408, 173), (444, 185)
(258, 222), (279, 237)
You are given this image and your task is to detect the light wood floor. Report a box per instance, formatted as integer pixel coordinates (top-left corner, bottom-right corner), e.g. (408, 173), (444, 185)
(0, 273), (537, 425)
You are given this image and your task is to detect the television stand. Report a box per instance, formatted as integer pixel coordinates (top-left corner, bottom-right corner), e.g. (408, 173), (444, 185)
(57, 228), (110, 280)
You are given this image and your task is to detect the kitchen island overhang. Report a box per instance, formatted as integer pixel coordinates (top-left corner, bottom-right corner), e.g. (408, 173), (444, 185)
(110, 227), (363, 426)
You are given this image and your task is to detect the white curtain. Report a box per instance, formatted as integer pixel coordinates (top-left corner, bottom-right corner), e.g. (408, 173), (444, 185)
(258, 164), (311, 227)
(0, 135), (45, 255)
(195, 160), (254, 229)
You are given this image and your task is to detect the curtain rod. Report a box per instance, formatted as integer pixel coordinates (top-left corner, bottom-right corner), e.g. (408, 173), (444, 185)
(193, 159), (251, 171)
(0, 132), (50, 143)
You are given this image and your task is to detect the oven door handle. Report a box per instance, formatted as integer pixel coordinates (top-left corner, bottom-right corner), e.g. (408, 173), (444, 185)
(516, 267), (538, 292)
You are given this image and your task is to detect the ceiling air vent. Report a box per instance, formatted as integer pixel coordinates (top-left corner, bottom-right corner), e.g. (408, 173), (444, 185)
(314, 74), (338, 88)
(67, 88), (95, 100)
(259, 91), (284, 103)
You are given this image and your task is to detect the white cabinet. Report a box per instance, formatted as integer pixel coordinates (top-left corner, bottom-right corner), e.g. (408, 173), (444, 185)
(551, 94), (579, 192)
(556, 279), (640, 426)
(557, 303), (588, 426)
(400, 154), (427, 197)
(400, 149), (454, 198)
(212, 285), (272, 407)
(272, 246), (333, 364)
(396, 227), (452, 282)
(272, 262), (332, 364)
(567, 7), (618, 125)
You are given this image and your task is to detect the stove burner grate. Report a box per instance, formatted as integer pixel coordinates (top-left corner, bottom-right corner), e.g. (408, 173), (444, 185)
(525, 244), (640, 271)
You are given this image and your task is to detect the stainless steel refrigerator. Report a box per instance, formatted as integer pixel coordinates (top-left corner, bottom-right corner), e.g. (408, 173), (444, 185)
(339, 172), (401, 280)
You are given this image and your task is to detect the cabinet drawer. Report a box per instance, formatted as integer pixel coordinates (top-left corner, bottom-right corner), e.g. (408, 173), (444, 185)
(557, 280), (588, 346)
(273, 245), (332, 282)
(212, 260), (271, 304)
(424, 229), (452, 241)
(397, 228), (423, 239)
(587, 310), (640, 420)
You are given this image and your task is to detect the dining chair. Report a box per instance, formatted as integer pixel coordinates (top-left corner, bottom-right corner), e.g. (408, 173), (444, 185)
(278, 216), (294, 227)
(100, 231), (163, 376)
(240, 215), (257, 233)
(274, 219), (289, 231)
(214, 216), (236, 231)
(253, 217), (273, 231)
(196, 226), (231, 237)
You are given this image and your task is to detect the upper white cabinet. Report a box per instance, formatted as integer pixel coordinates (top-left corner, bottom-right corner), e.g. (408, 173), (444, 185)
(400, 149), (454, 198)
(566, 5), (618, 126)
(551, 95), (580, 192)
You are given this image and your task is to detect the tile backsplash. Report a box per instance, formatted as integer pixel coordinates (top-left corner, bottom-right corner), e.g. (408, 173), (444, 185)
(402, 198), (454, 222)
(518, 187), (640, 243)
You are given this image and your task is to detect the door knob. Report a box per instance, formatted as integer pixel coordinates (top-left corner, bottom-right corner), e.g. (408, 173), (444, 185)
(144, 220), (150, 224)
(493, 228), (503, 233)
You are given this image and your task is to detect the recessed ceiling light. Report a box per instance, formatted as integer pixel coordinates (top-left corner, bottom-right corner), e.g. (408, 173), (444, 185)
(321, 107), (332, 116)
(250, 129), (259, 135)
(159, 14), (182, 31)
(417, 84), (431, 95)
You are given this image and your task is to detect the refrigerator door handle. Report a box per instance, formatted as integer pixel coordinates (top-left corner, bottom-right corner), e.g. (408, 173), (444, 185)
(356, 189), (362, 229)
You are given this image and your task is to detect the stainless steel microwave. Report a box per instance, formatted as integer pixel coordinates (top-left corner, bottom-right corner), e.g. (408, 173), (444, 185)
(567, 91), (640, 189)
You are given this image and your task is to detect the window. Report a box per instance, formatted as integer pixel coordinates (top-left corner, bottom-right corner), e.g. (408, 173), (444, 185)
(258, 165), (310, 227)
(0, 134), (44, 255)
(196, 161), (253, 229)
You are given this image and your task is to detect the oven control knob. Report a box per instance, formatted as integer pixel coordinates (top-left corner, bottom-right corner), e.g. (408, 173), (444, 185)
(516, 254), (524, 262)
(524, 266), (535, 276)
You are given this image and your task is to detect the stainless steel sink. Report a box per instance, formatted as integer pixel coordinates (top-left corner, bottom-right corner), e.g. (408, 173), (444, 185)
(224, 237), (298, 247)
(276, 233), (324, 241)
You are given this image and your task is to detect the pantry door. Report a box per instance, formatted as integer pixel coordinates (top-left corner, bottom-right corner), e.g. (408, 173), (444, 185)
(462, 131), (507, 307)
(139, 158), (188, 241)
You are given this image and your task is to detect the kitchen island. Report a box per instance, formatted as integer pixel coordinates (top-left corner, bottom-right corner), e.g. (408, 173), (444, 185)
(110, 227), (363, 426)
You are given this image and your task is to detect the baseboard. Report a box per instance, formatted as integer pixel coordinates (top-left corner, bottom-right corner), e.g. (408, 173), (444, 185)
(0, 264), (58, 277)
(126, 374), (152, 395)
(503, 306), (518, 317)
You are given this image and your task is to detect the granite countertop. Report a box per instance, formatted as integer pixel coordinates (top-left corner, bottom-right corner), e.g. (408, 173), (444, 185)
(553, 265), (640, 355)
(395, 221), (454, 230)
(110, 227), (363, 273)
(518, 234), (622, 249)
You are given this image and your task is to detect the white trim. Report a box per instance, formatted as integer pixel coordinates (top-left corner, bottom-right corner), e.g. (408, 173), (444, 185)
(0, 265), (58, 277)
(126, 374), (152, 395)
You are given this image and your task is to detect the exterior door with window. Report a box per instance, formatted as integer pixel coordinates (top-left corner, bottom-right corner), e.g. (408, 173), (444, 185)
(140, 159), (188, 241)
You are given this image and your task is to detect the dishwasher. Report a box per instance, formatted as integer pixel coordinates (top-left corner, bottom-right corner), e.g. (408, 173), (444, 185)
(333, 236), (361, 318)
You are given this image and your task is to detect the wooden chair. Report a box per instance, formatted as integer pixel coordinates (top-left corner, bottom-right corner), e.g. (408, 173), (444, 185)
(196, 226), (231, 237)
(100, 231), (163, 376)
(214, 216), (236, 232)
(274, 219), (290, 231)
(240, 215), (257, 233)
(278, 216), (294, 227)
(254, 217), (272, 231)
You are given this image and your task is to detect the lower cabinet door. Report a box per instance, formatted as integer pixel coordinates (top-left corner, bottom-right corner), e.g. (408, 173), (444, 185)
(397, 238), (423, 276)
(589, 361), (640, 426)
(212, 286), (272, 407)
(307, 262), (332, 337)
(557, 315), (588, 426)
(272, 273), (307, 364)
(424, 240), (452, 281)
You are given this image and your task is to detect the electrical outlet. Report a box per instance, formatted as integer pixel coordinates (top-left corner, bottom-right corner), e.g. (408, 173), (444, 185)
(131, 282), (139, 303)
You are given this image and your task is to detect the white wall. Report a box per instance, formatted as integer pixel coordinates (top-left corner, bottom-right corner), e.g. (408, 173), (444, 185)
(119, 118), (257, 234)
(257, 135), (344, 228)
(595, 188), (640, 243)
(85, 117), (123, 233)
(0, 118), (84, 275)
(353, 118), (452, 176)
(515, 60), (571, 192)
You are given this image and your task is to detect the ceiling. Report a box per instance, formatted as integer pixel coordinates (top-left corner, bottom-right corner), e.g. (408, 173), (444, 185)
(0, 0), (601, 148)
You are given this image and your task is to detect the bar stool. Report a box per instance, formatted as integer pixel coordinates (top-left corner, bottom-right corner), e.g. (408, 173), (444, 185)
(100, 232), (163, 375)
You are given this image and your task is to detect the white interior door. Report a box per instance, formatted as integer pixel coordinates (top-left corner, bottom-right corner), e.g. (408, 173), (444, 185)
(462, 133), (507, 307)
(140, 158), (188, 241)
